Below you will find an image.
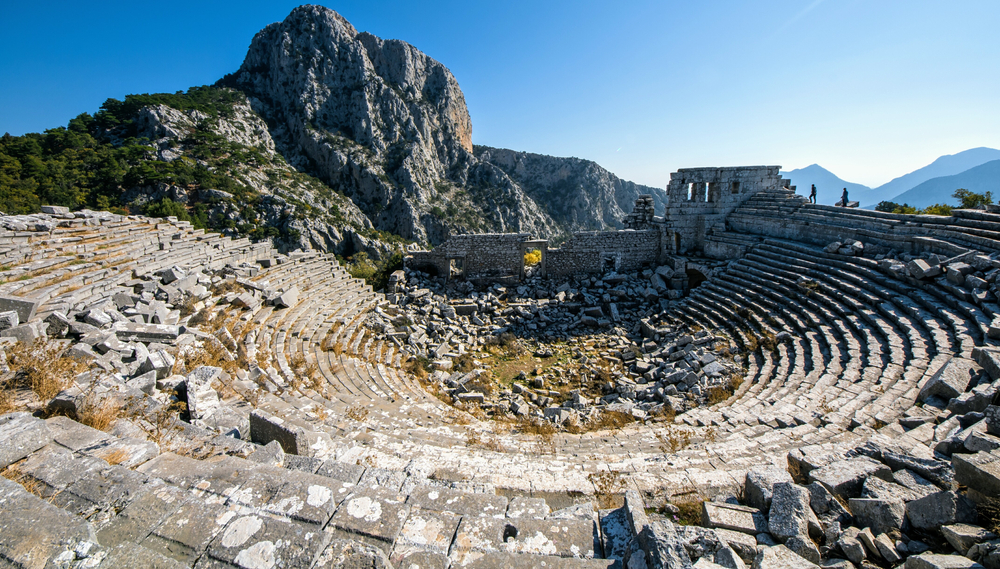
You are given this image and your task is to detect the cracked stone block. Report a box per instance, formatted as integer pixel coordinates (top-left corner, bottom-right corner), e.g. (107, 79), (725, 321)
(701, 501), (769, 535)
(600, 507), (631, 562)
(274, 285), (299, 308)
(0, 468), (101, 567)
(768, 483), (814, 542)
(849, 497), (906, 535)
(139, 349), (175, 379)
(314, 538), (394, 569)
(393, 509), (461, 557)
(407, 484), (508, 518)
(262, 472), (352, 526)
(624, 490), (692, 568)
(141, 496), (233, 564)
(746, 465), (794, 513)
(114, 322), (180, 344)
(0, 411), (52, 468)
(753, 544), (819, 568)
(327, 488), (411, 552)
(0, 309), (19, 331)
(449, 515), (598, 565)
(186, 365), (223, 421)
(920, 357), (979, 402)
(953, 450), (1000, 502)
(906, 491), (977, 531)
(942, 524), (998, 556)
(97, 542), (188, 569)
(808, 456), (892, 498)
(507, 496), (551, 519)
(904, 553), (985, 568)
(51, 462), (151, 519)
(316, 459), (366, 484)
(0, 295), (39, 323)
(207, 513), (331, 568)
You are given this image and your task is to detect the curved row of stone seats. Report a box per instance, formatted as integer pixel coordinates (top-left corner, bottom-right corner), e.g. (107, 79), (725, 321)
(0, 411), (622, 568)
(655, 235), (1000, 458)
(0, 212), (274, 326)
(726, 187), (1000, 256)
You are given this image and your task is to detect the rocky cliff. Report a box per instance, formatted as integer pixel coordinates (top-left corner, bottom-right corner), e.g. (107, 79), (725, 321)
(476, 146), (666, 234)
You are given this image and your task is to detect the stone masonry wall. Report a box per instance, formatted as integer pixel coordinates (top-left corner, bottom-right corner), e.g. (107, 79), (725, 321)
(547, 230), (660, 277)
(407, 233), (531, 279)
(662, 166), (790, 255)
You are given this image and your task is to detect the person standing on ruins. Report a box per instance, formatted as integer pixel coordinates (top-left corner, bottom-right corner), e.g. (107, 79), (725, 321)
(840, 187), (849, 206)
(809, 184), (817, 204)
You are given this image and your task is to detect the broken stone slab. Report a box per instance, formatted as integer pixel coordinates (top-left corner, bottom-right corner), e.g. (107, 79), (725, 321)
(809, 456), (892, 498)
(874, 532), (903, 564)
(249, 408), (309, 455)
(701, 500), (769, 536)
(953, 450), (1000, 502)
(185, 365), (223, 421)
(905, 553), (985, 568)
(906, 491), (978, 531)
(0, 310), (18, 331)
(942, 524), (998, 556)
(206, 513), (332, 568)
(746, 465), (794, 513)
(972, 347), (1000, 382)
(837, 526), (867, 566)
(0, 295), (39, 323)
(0, 322), (43, 343)
(850, 497), (906, 535)
(113, 321), (180, 344)
(909, 259), (943, 279)
(138, 349), (175, 380)
(0, 412), (53, 468)
(273, 285), (299, 308)
(768, 482), (814, 542)
(920, 357), (980, 402)
(625, 490), (693, 568)
(986, 405), (1000, 437)
(752, 544), (819, 568)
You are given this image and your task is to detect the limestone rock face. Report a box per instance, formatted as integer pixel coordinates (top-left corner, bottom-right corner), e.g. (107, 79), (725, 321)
(475, 146), (667, 232)
(225, 5), (559, 244)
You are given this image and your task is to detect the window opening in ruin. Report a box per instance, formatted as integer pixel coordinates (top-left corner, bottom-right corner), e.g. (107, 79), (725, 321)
(731, 181), (740, 194)
(523, 247), (542, 278)
(687, 183), (694, 201)
(448, 257), (465, 280)
(708, 182), (719, 203)
(674, 232), (681, 253)
(686, 268), (707, 289)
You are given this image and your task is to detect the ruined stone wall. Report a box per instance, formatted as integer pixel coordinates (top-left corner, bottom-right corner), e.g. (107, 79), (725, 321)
(406, 233), (531, 279)
(662, 166), (790, 255)
(546, 230), (659, 277)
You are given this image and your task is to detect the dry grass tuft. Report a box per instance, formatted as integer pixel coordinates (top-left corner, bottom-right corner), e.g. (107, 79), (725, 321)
(657, 425), (693, 453)
(77, 395), (122, 432)
(5, 339), (89, 401)
(101, 448), (129, 466)
(1, 462), (46, 499)
(515, 415), (557, 440)
(588, 470), (625, 509)
(978, 496), (1000, 534)
(346, 404), (369, 422)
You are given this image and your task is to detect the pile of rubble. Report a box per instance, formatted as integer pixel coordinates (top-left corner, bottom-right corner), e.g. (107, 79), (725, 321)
(372, 265), (743, 425)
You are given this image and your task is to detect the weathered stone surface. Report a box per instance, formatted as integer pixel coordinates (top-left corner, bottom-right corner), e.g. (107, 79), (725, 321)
(250, 408), (308, 455)
(0, 475), (100, 568)
(507, 496), (551, 519)
(0, 411), (53, 468)
(114, 321), (180, 343)
(626, 490), (693, 568)
(248, 439), (285, 467)
(207, 514), (331, 568)
(768, 483), (813, 542)
(0, 295), (39, 323)
(905, 553), (985, 568)
(752, 544), (820, 568)
(0, 309), (19, 331)
(274, 285), (299, 308)
(809, 456), (892, 498)
(849, 497), (906, 535)
(746, 465), (793, 513)
(942, 524), (998, 556)
(836, 526), (866, 566)
(328, 488), (410, 551)
(314, 538), (393, 569)
(407, 485), (507, 518)
(906, 491), (978, 531)
(185, 365), (222, 421)
(702, 501), (769, 536)
(921, 357), (980, 401)
(97, 541), (189, 569)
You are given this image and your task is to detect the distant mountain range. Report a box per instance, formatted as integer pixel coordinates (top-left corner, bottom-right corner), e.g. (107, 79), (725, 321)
(782, 147), (1000, 210)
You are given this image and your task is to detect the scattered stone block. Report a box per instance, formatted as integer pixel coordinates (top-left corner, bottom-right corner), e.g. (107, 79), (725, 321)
(953, 450), (1000, 501)
(809, 456), (892, 498)
(942, 524), (998, 556)
(274, 285), (299, 308)
(0, 295), (39, 323)
(905, 553), (985, 568)
(138, 349), (175, 379)
(746, 465), (794, 513)
(906, 491), (978, 531)
(909, 259), (943, 279)
(920, 357), (979, 401)
(849, 497), (906, 535)
(0, 412), (52, 468)
(753, 544), (819, 568)
(702, 501), (769, 535)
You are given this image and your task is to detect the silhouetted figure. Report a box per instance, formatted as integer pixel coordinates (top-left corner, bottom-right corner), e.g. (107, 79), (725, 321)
(809, 184), (817, 204)
(840, 187), (849, 207)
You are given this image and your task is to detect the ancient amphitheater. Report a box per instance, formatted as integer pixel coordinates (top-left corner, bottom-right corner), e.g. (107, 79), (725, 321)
(1, 166), (999, 569)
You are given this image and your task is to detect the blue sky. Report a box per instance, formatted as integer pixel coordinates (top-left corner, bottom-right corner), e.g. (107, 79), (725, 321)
(1, 1), (997, 188)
